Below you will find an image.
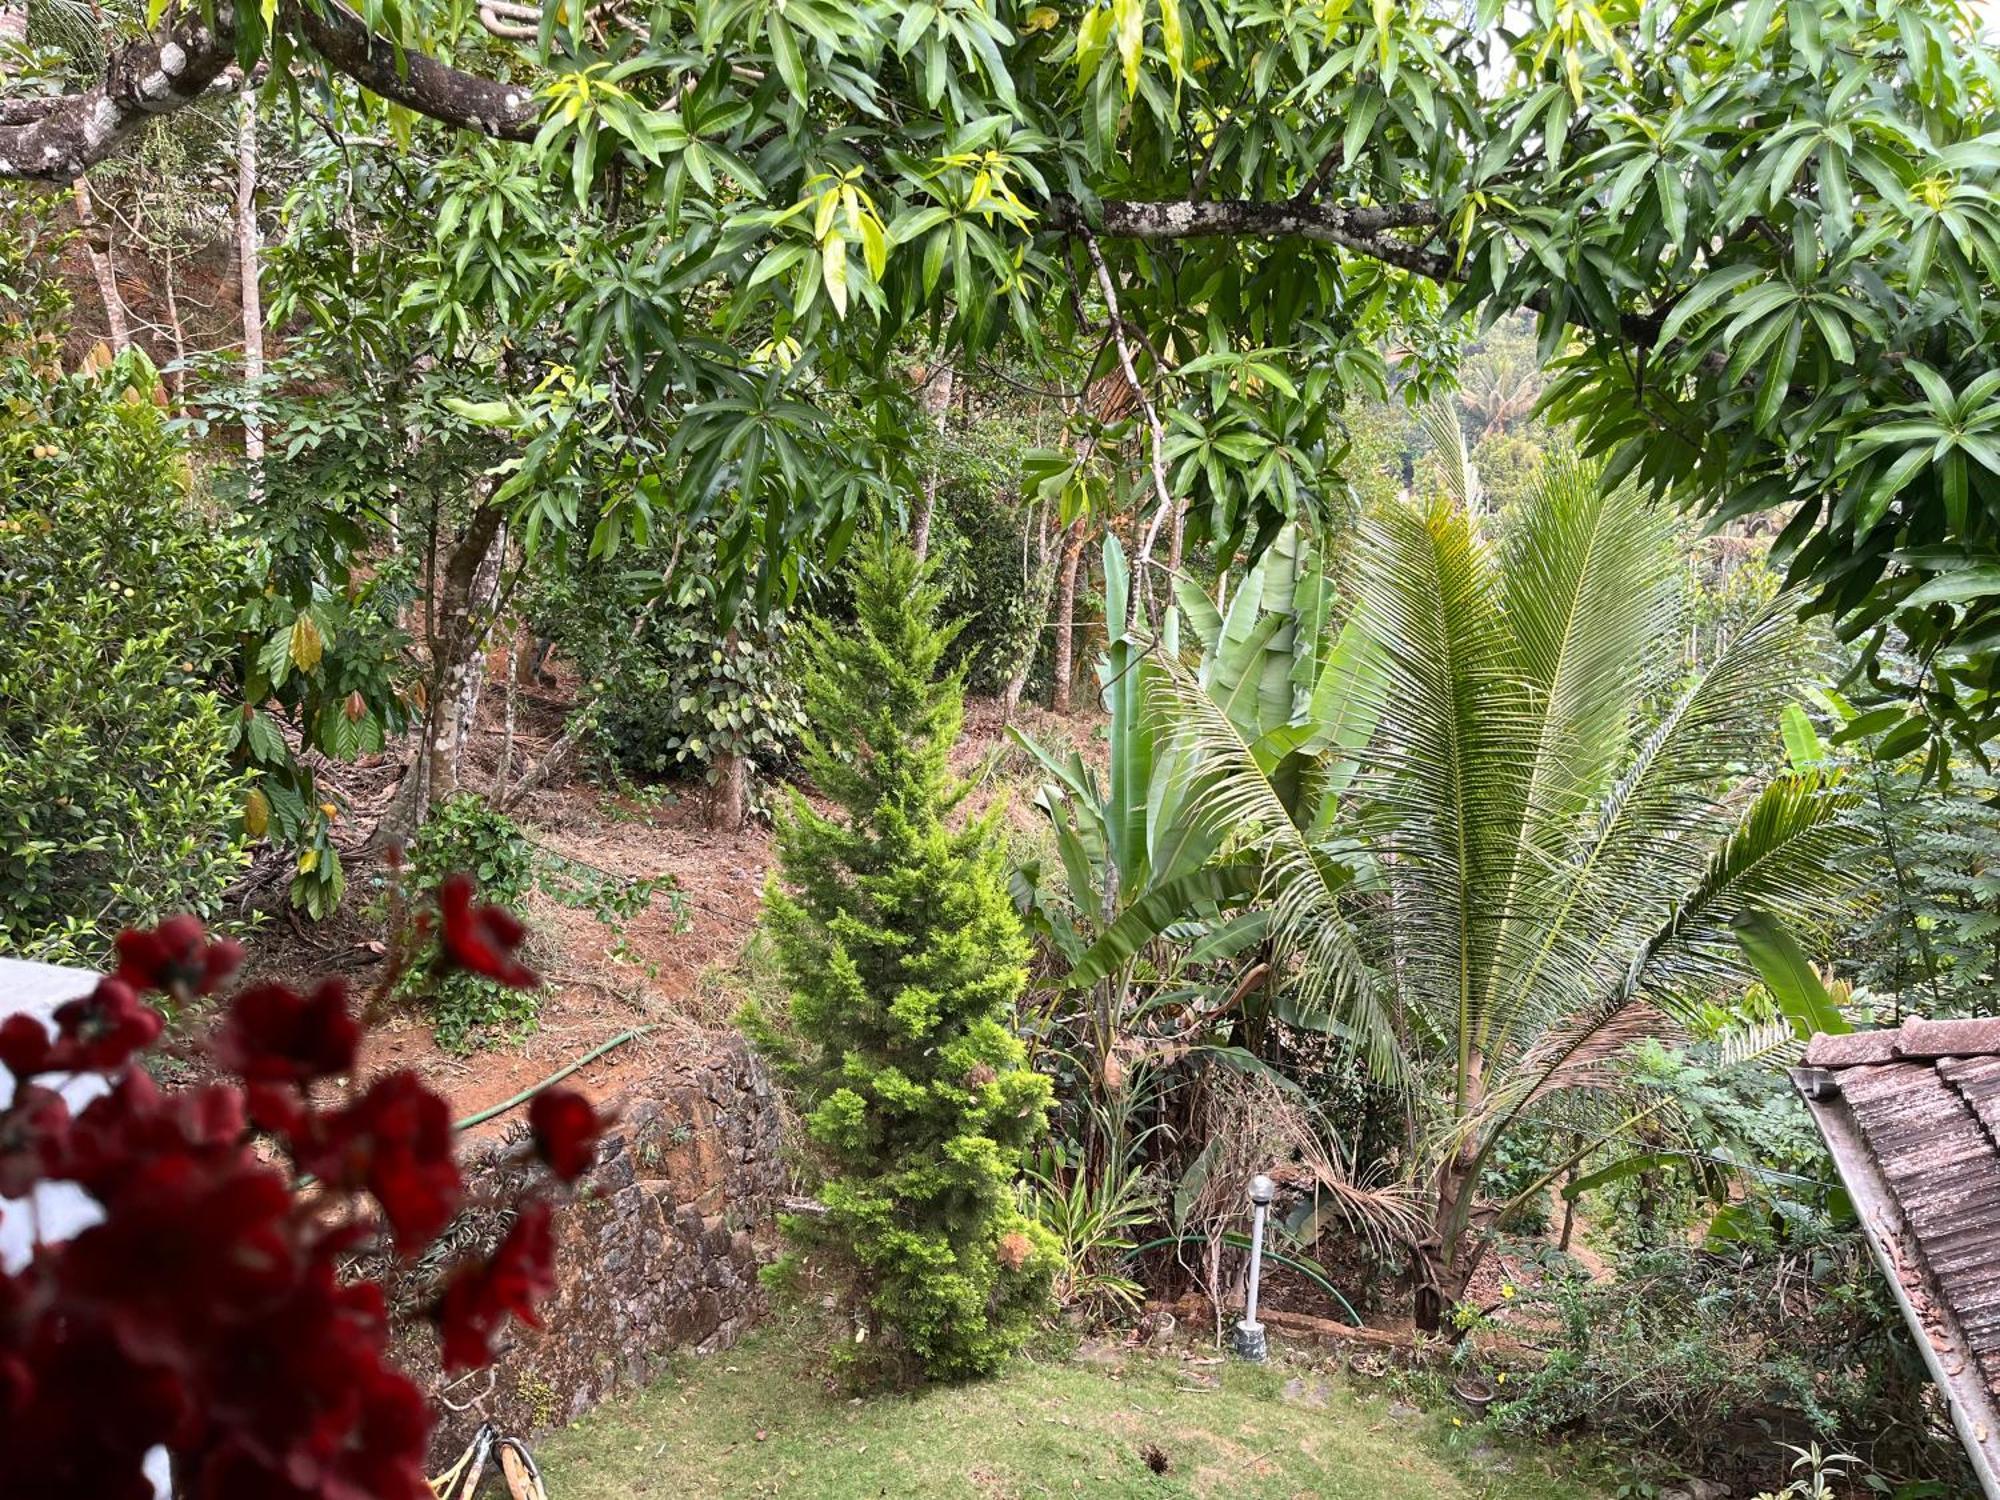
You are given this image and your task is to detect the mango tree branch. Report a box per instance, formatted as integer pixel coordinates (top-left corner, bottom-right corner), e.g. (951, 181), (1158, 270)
(1051, 196), (1455, 282)
(289, 0), (537, 139)
(0, 0), (535, 181)
(0, 9), (238, 180)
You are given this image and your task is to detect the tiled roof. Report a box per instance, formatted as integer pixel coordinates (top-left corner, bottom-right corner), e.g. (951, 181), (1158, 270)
(1794, 1019), (2000, 1500)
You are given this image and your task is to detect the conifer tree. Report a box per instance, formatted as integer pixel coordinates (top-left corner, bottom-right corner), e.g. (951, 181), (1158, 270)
(745, 543), (1055, 1383)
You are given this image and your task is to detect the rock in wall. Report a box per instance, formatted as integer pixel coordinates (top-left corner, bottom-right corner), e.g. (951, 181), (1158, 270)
(395, 1030), (786, 1448)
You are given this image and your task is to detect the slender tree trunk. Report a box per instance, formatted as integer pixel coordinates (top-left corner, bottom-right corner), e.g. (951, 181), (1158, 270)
(235, 95), (266, 500)
(450, 522), (506, 783)
(708, 629), (750, 832)
(495, 636), (519, 802)
(710, 751), (749, 833)
(69, 177), (129, 353)
(1001, 503), (1059, 722)
(161, 251), (188, 411)
(373, 501), (507, 845)
(1050, 519), (1087, 715)
(911, 361), (954, 562)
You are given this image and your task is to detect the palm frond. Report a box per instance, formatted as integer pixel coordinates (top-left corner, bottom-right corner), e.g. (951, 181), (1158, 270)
(1418, 395), (1482, 511)
(1476, 459), (1679, 1064)
(1351, 495), (1528, 1094)
(1153, 661), (1397, 1078)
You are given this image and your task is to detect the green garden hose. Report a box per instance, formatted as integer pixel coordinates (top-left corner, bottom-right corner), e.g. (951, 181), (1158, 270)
(1126, 1233), (1365, 1328)
(450, 1023), (662, 1133)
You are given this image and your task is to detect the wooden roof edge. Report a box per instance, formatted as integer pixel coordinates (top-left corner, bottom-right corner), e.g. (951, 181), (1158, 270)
(1789, 1067), (2000, 1500)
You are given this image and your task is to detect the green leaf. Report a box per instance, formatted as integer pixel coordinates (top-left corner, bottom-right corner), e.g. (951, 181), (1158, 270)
(1733, 909), (1849, 1039)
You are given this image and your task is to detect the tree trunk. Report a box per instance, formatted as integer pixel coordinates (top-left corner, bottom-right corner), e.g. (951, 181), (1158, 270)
(495, 637), (519, 803)
(161, 252), (188, 412)
(449, 522), (506, 786)
(707, 629), (750, 831)
(709, 750), (749, 833)
(1000, 504), (1059, 722)
(69, 176), (129, 353)
(1050, 519), (1087, 715)
(373, 502), (508, 846)
(911, 362), (954, 562)
(235, 95), (265, 499)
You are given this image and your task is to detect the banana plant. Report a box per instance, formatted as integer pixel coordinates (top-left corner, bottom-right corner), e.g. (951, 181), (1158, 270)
(1010, 534), (1245, 1071)
(1011, 523), (1385, 1075)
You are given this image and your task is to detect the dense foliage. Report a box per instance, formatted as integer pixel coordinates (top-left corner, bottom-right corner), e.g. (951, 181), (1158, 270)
(746, 546), (1056, 1382)
(0, 227), (249, 961)
(394, 794), (544, 1052)
(21, 0), (2000, 751)
(530, 543), (808, 790)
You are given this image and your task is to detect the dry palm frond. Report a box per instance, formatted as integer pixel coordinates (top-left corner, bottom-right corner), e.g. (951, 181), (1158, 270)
(1186, 1072), (1424, 1260)
(1717, 1017), (1802, 1070)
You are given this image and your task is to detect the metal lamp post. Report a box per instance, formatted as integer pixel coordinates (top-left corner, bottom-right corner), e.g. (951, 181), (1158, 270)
(1233, 1172), (1276, 1362)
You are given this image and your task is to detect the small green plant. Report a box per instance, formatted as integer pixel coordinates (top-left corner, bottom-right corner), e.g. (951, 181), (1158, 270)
(743, 543), (1056, 1385)
(1025, 1145), (1152, 1319)
(396, 795), (541, 1052)
(1754, 1443), (1862, 1500)
(389, 795), (682, 1051)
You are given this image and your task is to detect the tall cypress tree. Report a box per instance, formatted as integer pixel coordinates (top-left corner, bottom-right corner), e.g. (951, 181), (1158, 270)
(745, 543), (1054, 1383)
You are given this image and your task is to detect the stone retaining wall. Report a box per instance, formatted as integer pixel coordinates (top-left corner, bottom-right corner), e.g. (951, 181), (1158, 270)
(397, 1030), (787, 1447)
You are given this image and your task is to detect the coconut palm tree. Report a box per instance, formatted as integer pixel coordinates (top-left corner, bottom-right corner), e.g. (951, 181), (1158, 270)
(1163, 453), (1855, 1329)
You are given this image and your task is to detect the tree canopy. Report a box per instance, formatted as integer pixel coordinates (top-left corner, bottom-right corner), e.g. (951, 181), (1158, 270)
(9, 0), (2000, 751)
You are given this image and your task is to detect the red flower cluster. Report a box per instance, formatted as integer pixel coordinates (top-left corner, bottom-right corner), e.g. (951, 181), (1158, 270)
(431, 1202), (557, 1371)
(529, 1087), (606, 1182)
(437, 872), (538, 989)
(0, 887), (575, 1500)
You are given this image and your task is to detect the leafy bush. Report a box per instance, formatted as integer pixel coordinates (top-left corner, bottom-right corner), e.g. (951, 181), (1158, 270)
(925, 423), (1043, 695)
(744, 544), (1056, 1384)
(1488, 1036), (1971, 1493)
(530, 545), (806, 792)
(0, 334), (250, 964)
(388, 793), (681, 1050)
(396, 794), (541, 1052)
(1488, 1241), (1957, 1490)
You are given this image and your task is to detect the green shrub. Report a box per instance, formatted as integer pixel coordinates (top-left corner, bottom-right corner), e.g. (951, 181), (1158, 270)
(0, 333), (250, 964)
(529, 543), (806, 794)
(743, 543), (1056, 1384)
(925, 427), (1042, 696)
(396, 794), (542, 1052)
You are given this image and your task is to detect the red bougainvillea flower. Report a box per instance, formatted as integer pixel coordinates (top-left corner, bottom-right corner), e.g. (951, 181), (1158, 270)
(213, 979), (360, 1086)
(113, 914), (243, 999)
(297, 1071), (461, 1249)
(432, 1201), (556, 1372)
(0, 1084), (70, 1198)
(436, 873), (539, 989)
(0, 1013), (53, 1079)
(45, 978), (163, 1072)
(527, 1088), (603, 1182)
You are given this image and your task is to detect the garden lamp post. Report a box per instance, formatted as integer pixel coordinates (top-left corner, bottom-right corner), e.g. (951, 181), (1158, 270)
(1233, 1173), (1276, 1362)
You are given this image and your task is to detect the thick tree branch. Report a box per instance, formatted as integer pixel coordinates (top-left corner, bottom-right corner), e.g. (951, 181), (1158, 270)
(0, 0), (533, 181)
(1052, 196), (1453, 281)
(0, 9), (237, 180)
(289, 0), (536, 140)
(1060, 195), (1680, 355)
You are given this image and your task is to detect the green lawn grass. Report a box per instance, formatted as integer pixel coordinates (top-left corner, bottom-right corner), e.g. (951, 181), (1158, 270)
(534, 1333), (1604, 1499)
